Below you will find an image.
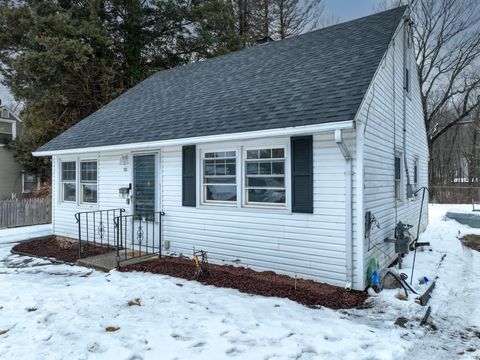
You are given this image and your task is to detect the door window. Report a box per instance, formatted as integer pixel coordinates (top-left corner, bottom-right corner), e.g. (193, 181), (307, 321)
(133, 155), (156, 217)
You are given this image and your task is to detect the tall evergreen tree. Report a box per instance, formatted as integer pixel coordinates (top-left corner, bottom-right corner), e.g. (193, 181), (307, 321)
(0, 0), (244, 179)
(0, 0), (122, 178)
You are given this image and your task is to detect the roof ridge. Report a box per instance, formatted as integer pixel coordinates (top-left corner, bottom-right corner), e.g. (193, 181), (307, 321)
(37, 5), (408, 153)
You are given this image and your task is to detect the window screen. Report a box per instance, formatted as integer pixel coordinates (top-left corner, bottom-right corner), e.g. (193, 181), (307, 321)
(203, 151), (237, 202)
(61, 161), (76, 202)
(80, 161), (97, 203)
(245, 148), (286, 204)
(395, 156), (401, 200)
(0, 121), (13, 144)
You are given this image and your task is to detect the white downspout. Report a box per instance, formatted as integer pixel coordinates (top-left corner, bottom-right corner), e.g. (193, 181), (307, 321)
(335, 129), (353, 290)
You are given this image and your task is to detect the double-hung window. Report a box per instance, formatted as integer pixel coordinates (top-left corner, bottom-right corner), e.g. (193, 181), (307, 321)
(203, 151), (237, 203)
(23, 173), (39, 193)
(245, 147), (286, 205)
(413, 158), (418, 192)
(395, 155), (402, 201)
(61, 161), (76, 202)
(61, 159), (98, 204)
(0, 121), (13, 145)
(80, 161), (98, 204)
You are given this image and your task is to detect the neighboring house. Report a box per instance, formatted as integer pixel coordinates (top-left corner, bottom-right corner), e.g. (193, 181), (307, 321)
(0, 104), (40, 199)
(34, 6), (428, 290)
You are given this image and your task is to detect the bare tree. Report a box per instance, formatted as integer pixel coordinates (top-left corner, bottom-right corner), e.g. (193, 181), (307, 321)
(375, 0), (480, 149)
(273, 0), (325, 39)
(414, 0), (480, 148)
(231, 0), (325, 42)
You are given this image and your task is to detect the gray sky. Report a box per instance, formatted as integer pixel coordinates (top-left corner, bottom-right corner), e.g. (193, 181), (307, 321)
(324, 0), (379, 21)
(0, 0), (380, 105)
(0, 81), (12, 105)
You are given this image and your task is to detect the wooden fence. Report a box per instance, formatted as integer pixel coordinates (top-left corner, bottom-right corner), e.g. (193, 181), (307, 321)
(0, 197), (51, 229)
(430, 185), (480, 204)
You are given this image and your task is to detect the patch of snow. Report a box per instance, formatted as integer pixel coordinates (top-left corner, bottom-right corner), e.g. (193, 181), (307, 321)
(0, 224), (52, 244)
(0, 206), (479, 359)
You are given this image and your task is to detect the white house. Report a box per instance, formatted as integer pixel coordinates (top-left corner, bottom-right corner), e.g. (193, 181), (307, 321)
(33, 6), (428, 291)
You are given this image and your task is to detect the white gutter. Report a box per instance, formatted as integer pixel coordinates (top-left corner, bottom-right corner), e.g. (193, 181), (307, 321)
(335, 129), (353, 291)
(33, 120), (354, 157)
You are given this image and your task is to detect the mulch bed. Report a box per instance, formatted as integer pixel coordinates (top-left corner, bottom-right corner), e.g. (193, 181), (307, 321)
(12, 237), (115, 264)
(119, 257), (368, 309)
(460, 234), (480, 252)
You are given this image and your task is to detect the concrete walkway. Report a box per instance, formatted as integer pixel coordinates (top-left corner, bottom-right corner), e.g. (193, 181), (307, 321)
(77, 250), (158, 272)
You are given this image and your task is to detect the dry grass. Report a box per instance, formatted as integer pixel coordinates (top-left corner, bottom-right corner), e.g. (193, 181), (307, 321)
(460, 234), (480, 251)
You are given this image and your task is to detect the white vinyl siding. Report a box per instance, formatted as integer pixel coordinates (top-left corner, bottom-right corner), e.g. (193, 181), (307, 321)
(163, 133), (358, 287)
(50, 131), (360, 289)
(357, 23), (429, 287)
(52, 153), (131, 239)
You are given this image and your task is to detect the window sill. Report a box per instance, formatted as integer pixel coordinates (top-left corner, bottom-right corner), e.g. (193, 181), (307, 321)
(58, 202), (98, 210)
(201, 201), (238, 207)
(196, 203), (292, 215)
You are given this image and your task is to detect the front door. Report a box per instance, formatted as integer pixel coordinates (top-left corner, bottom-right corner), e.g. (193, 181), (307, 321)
(133, 154), (156, 217)
(130, 154), (160, 250)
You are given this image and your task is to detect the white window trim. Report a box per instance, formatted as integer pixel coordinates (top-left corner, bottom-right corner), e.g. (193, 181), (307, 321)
(412, 157), (419, 198)
(197, 138), (291, 210)
(200, 148), (239, 206)
(79, 159), (98, 205)
(58, 157), (99, 208)
(60, 160), (77, 204)
(395, 151), (403, 203)
(0, 119), (16, 147)
(22, 173), (41, 194)
(243, 145), (288, 208)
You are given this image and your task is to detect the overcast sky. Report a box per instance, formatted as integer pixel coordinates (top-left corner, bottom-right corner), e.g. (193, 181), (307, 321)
(324, 0), (379, 21)
(0, 0), (380, 105)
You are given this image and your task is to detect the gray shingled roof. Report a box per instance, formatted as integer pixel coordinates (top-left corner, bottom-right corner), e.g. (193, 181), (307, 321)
(37, 6), (407, 153)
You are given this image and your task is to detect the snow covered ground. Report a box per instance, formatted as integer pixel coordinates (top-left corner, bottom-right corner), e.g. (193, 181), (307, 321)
(0, 224), (52, 244)
(0, 205), (479, 359)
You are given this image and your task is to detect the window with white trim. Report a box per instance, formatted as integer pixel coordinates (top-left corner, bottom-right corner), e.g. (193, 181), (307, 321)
(405, 67), (410, 94)
(413, 158), (418, 192)
(245, 147), (286, 205)
(0, 121), (13, 144)
(202, 151), (237, 203)
(80, 161), (97, 203)
(61, 161), (76, 202)
(395, 154), (402, 201)
(22, 173), (39, 193)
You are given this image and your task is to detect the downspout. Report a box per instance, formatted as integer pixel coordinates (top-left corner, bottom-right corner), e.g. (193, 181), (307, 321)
(335, 129), (353, 290)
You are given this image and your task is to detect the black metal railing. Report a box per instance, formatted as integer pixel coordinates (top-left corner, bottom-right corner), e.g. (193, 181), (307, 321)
(75, 208), (125, 259)
(114, 211), (165, 266)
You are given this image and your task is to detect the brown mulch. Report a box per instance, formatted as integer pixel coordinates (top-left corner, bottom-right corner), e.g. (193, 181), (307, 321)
(119, 257), (368, 309)
(12, 237), (115, 263)
(460, 234), (480, 252)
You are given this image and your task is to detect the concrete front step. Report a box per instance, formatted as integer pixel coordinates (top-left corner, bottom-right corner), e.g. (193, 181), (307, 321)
(77, 250), (159, 272)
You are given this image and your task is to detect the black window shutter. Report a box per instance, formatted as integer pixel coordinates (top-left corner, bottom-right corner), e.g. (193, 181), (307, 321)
(291, 136), (313, 213)
(182, 145), (196, 206)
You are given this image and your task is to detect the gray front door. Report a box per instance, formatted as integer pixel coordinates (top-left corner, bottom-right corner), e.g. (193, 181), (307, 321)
(133, 154), (156, 217)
